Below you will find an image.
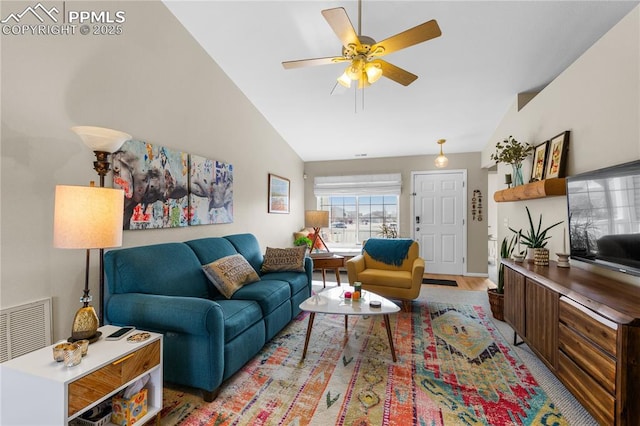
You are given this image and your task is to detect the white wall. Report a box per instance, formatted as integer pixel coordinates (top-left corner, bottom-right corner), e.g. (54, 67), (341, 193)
(483, 6), (640, 285)
(0, 1), (305, 341)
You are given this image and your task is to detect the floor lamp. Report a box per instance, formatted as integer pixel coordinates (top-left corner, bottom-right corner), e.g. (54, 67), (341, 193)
(53, 184), (124, 341)
(71, 126), (131, 325)
(305, 210), (330, 253)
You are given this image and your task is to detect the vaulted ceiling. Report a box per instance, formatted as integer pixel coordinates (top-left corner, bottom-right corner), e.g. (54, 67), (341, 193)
(164, 1), (638, 161)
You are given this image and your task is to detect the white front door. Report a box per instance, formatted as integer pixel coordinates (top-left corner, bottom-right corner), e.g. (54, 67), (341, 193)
(413, 171), (466, 275)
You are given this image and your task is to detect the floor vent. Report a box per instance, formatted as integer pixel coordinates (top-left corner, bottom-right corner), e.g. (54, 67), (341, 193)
(0, 298), (52, 363)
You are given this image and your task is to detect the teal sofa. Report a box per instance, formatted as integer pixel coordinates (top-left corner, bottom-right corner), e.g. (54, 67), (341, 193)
(103, 233), (312, 401)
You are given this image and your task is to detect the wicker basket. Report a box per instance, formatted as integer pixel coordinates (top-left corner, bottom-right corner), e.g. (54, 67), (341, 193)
(534, 248), (550, 266)
(487, 289), (504, 321)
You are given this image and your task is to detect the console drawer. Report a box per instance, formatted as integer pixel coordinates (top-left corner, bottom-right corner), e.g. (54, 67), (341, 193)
(557, 351), (615, 426)
(558, 323), (616, 394)
(68, 339), (160, 416)
(559, 297), (617, 356)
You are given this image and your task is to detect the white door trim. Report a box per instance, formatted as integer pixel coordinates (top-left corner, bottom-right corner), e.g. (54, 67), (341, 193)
(411, 169), (468, 276)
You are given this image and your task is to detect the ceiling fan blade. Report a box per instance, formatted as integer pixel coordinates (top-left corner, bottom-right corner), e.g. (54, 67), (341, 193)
(321, 7), (361, 51)
(376, 60), (418, 86)
(371, 20), (441, 57)
(282, 56), (347, 69)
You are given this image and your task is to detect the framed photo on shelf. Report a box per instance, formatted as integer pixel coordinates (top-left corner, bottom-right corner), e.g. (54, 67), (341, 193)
(544, 131), (570, 179)
(530, 141), (549, 182)
(268, 173), (290, 214)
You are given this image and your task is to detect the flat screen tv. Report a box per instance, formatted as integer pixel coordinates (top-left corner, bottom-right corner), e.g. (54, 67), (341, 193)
(566, 159), (640, 276)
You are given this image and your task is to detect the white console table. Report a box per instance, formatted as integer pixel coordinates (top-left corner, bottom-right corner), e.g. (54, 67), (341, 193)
(0, 325), (163, 425)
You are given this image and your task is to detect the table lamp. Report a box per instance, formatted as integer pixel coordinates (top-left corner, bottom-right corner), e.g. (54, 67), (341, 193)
(305, 210), (329, 253)
(53, 183), (124, 341)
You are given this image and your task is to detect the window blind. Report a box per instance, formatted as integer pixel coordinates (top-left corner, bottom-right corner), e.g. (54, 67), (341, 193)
(314, 173), (402, 196)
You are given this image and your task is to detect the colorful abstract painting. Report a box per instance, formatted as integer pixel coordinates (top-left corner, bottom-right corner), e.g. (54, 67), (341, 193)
(189, 154), (233, 225)
(112, 140), (189, 230)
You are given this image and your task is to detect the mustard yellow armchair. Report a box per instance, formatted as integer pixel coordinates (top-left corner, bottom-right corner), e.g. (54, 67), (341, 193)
(346, 239), (425, 311)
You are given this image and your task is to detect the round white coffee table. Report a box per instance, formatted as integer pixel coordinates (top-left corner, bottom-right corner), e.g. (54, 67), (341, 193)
(299, 286), (401, 361)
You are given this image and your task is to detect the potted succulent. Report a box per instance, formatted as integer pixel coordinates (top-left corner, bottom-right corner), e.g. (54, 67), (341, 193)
(488, 234), (516, 320)
(490, 136), (533, 187)
(510, 206), (563, 265)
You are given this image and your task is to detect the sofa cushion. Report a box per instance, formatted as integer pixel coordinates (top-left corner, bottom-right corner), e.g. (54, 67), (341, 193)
(185, 237), (239, 264)
(215, 299), (263, 343)
(225, 234), (265, 273)
(261, 271), (310, 296)
(261, 246), (306, 273)
(232, 279), (291, 315)
(358, 268), (413, 289)
(202, 254), (260, 299)
(104, 243), (210, 298)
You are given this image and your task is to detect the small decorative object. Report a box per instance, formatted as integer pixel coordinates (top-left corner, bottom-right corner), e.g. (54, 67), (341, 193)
(544, 131), (570, 179)
(294, 236), (313, 251)
(556, 253), (570, 268)
(268, 173), (290, 214)
(504, 174), (512, 188)
(369, 300), (381, 308)
(344, 291), (352, 299)
(472, 190), (483, 221)
(509, 206), (563, 265)
(127, 332), (151, 343)
(530, 141), (549, 182)
(63, 343), (82, 367)
(534, 247), (550, 266)
(353, 282), (362, 300)
(490, 136), (533, 187)
(53, 342), (76, 362)
(76, 339), (90, 356)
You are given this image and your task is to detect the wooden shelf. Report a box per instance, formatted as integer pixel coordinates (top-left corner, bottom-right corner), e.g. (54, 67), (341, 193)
(494, 178), (566, 202)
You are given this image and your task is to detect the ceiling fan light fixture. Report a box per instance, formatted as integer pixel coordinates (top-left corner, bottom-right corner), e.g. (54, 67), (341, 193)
(337, 71), (352, 88)
(364, 62), (383, 83)
(346, 58), (365, 80)
(435, 139), (448, 168)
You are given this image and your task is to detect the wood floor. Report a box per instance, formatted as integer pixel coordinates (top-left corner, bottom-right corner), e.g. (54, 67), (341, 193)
(422, 273), (497, 291)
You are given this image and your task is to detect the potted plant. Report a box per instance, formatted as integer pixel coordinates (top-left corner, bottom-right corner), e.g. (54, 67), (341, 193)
(490, 136), (533, 186)
(509, 206), (563, 265)
(293, 236), (313, 253)
(488, 234), (516, 320)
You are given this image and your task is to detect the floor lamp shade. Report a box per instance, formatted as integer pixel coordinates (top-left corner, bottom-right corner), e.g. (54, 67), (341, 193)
(71, 126), (131, 153)
(53, 185), (124, 341)
(53, 185), (124, 249)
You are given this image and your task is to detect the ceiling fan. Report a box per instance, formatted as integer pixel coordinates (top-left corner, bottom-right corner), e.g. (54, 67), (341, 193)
(282, 1), (442, 88)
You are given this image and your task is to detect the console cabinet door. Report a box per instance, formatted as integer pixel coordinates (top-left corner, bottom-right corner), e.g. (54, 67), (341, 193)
(504, 266), (525, 337)
(525, 278), (558, 370)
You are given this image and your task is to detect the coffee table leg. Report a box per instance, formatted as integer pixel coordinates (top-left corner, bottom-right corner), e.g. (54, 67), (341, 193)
(344, 315), (348, 333)
(302, 312), (315, 360)
(383, 314), (397, 362)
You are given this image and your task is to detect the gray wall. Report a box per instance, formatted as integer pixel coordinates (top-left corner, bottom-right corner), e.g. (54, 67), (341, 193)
(304, 152), (489, 275)
(0, 1), (305, 341)
(482, 6), (640, 286)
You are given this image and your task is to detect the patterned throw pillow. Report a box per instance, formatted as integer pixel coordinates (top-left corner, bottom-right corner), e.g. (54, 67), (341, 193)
(202, 254), (260, 299)
(261, 246), (306, 273)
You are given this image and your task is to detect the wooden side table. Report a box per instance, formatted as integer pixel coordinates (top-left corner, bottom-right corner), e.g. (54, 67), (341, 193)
(311, 254), (345, 287)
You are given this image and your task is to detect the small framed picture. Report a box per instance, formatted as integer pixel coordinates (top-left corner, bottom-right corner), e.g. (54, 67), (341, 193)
(544, 131), (570, 179)
(268, 173), (290, 214)
(530, 141), (549, 182)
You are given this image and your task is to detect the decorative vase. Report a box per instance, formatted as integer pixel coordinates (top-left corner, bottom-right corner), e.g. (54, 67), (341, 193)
(526, 247), (535, 262)
(487, 289), (504, 321)
(511, 162), (524, 186)
(534, 248), (550, 266)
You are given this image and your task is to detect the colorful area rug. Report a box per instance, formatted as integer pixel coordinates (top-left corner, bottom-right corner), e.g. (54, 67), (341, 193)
(160, 300), (567, 425)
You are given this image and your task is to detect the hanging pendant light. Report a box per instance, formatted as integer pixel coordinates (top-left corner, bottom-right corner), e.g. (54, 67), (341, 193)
(435, 139), (448, 168)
